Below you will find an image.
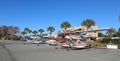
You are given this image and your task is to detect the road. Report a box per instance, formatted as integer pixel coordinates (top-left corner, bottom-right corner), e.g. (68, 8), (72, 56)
(0, 40), (120, 61)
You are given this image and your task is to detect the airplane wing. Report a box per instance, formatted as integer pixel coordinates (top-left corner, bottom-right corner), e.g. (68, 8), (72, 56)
(75, 28), (111, 33)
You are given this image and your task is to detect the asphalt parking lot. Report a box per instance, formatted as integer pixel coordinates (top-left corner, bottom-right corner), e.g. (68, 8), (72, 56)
(0, 41), (120, 61)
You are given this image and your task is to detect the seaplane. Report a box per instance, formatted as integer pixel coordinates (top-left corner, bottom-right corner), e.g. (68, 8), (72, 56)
(24, 40), (46, 45)
(46, 39), (59, 46)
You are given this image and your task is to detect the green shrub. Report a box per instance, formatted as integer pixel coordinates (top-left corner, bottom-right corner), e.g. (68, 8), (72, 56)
(91, 39), (106, 48)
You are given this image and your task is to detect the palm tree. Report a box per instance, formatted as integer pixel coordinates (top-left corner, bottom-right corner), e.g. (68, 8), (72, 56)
(21, 31), (26, 36)
(81, 19), (95, 30)
(38, 29), (44, 37)
(24, 27), (30, 36)
(60, 21), (71, 32)
(106, 28), (116, 38)
(28, 30), (32, 36)
(32, 30), (38, 36)
(47, 26), (55, 37)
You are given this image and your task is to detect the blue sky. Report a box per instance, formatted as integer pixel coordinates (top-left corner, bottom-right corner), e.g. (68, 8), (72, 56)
(0, 0), (120, 33)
